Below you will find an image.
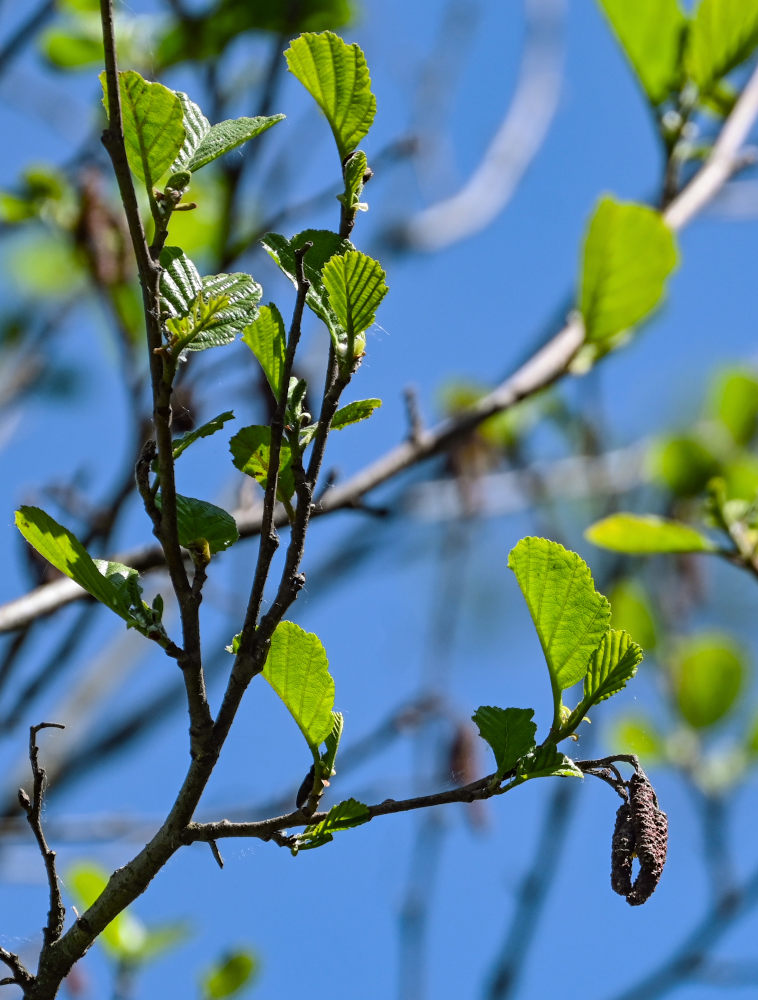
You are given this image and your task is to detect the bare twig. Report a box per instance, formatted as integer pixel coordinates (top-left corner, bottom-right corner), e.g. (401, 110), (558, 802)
(17, 724), (66, 951)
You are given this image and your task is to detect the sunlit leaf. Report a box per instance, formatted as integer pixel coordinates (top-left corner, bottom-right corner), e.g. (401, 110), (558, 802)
(709, 368), (758, 445)
(579, 196), (678, 345)
(294, 797), (370, 853)
(672, 633), (746, 729)
(261, 229), (350, 340)
(597, 0), (686, 104)
(331, 398), (382, 430)
(609, 579), (659, 651)
(186, 115), (285, 172)
(263, 621), (335, 750)
(581, 629), (643, 706)
(516, 745), (583, 780)
(508, 537), (610, 693)
(285, 31), (375, 158)
(67, 863), (147, 960)
(687, 0), (758, 92)
(585, 513), (716, 554)
(242, 304), (286, 400)
(101, 70), (184, 188)
(322, 249), (387, 357)
(201, 950), (259, 999)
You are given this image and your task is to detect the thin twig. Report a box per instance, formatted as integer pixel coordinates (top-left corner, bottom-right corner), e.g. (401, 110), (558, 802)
(17, 724), (66, 951)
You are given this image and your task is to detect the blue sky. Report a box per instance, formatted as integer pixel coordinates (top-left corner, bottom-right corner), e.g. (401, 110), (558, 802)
(1, 2), (758, 998)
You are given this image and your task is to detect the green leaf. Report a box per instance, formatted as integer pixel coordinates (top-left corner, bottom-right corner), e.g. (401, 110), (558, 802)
(15, 507), (158, 633)
(294, 797), (370, 853)
(709, 368), (758, 445)
(172, 411), (235, 461)
(579, 196), (678, 345)
(672, 633), (746, 729)
(161, 260), (262, 352)
(159, 246), (202, 316)
(608, 714), (665, 762)
(340, 149), (369, 211)
(609, 579), (658, 651)
(43, 24), (103, 69)
(516, 745), (583, 781)
(585, 513), (716, 554)
(201, 950), (259, 1000)
(687, 0), (758, 92)
(189, 272), (262, 350)
(242, 304), (286, 400)
(67, 863), (147, 960)
(171, 91), (211, 172)
(101, 70), (184, 188)
(321, 711), (344, 777)
(472, 706), (537, 780)
(508, 537), (611, 694)
(649, 434), (722, 497)
(331, 398), (382, 430)
(285, 31), (376, 159)
(186, 115), (284, 172)
(261, 229), (351, 340)
(156, 494), (238, 554)
(156, 0), (355, 67)
(263, 621), (335, 751)
(596, 0), (686, 105)
(582, 629), (643, 706)
(229, 425), (295, 502)
(322, 249), (388, 358)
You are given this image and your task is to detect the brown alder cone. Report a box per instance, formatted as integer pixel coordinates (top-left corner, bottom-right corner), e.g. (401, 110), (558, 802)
(610, 772), (668, 906)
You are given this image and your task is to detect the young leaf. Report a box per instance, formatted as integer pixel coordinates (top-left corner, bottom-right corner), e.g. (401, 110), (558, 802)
(242, 304), (286, 400)
(229, 425), (295, 502)
(321, 711), (344, 777)
(171, 91), (210, 172)
(581, 629), (643, 707)
(687, 0), (758, 93)
(15, 507), (148, 627)
(186, 115), (285, 172)
(579, 196), (678, 345)
(508, 537), (611, 693)
(322, 249), (388, 358)
(341, 149), (369, 210)
(156, 494), (239, 554)
(608, 714), (665, 762)
(263, 621), (335, 751)
(293, 797), (370, 853)
(200, 950), (259, 1000)
(67, 863), (147, 960)
(472, 706), (537, 780)
(101, 70), (185, 188)
(516, 745), (583, 781)
(261, 229), (350, 340)
(172, 411), (235, 461)
(585, 513), (716, 554)
(285, 31), (376, 159)
(709, 368), (758, 445)
(597, 0), (686, 105)
(194, 272), (262, 348)
(331, 398), (382, 430)
(159, 246), (202, 317)
(673, 633), (745, 729)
